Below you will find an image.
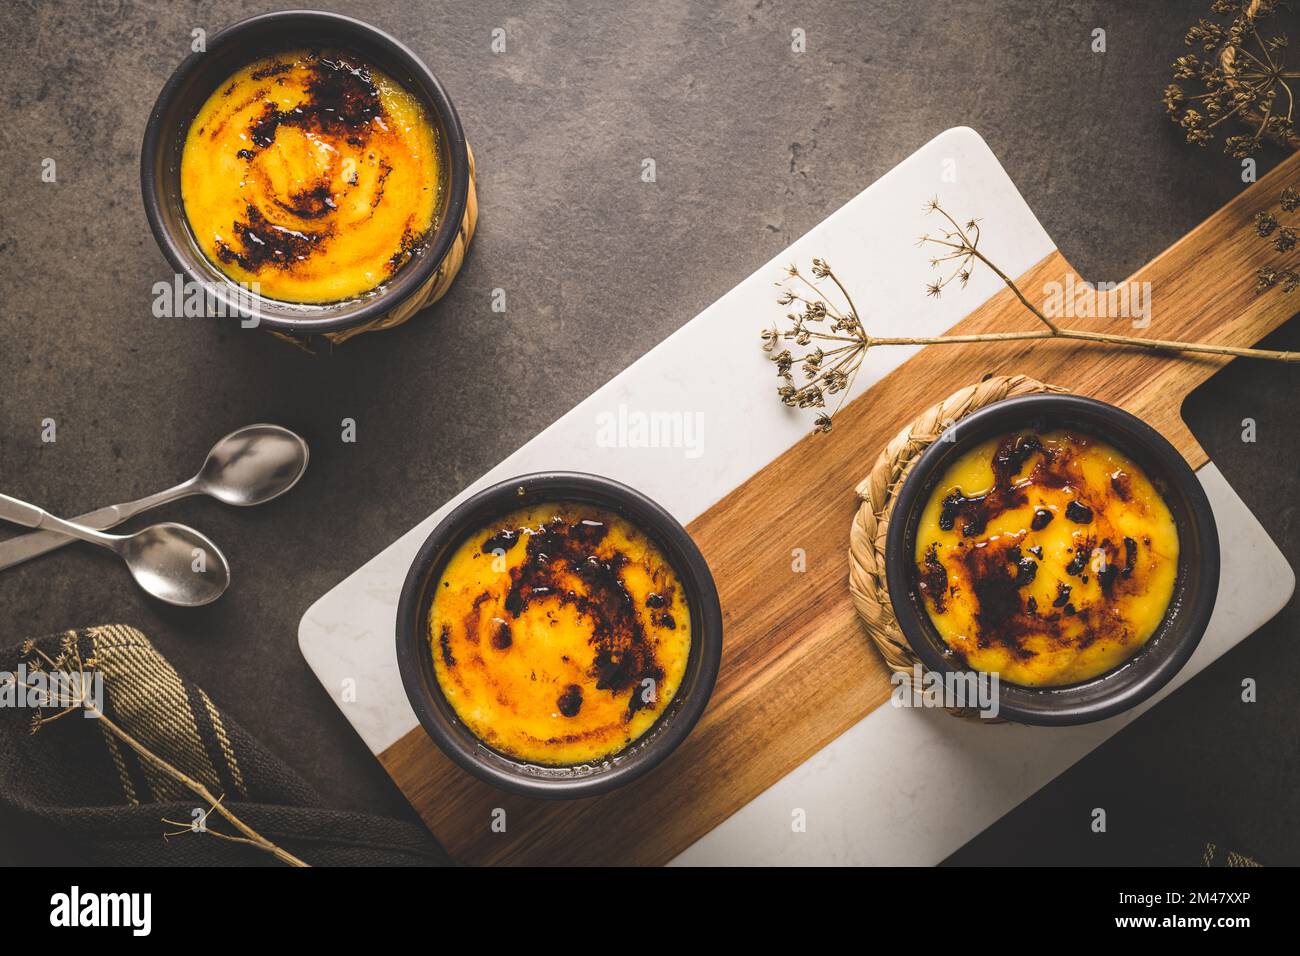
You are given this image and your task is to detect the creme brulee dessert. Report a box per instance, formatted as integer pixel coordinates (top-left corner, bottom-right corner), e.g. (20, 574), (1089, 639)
(180, 49), (441, 303)
(429, 504), (691, 765)
(913, 430), (1179, 687)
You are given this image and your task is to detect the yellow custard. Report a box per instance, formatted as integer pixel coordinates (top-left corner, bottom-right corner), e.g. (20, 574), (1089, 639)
(429, 504), (691, 766)
(180, 49), (441, 303)
(913, 430), (1179, 687)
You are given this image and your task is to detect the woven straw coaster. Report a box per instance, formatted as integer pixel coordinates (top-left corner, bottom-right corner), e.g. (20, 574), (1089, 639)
(848, 373), (1068, 718)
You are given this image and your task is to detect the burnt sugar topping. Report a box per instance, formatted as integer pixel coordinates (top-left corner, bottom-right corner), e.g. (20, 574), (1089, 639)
(488, 513), (666, 709)
(912, 430), (1179, 687)
(245, 54), (384, 149)
(181, 49), (442, 303)
(429, 504), (691, 765)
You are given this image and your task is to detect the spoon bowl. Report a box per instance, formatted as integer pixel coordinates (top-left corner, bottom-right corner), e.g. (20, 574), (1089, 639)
(195, 424), (310, 507)
(0, 492), (232, 608)
(116, 522), (231, 607)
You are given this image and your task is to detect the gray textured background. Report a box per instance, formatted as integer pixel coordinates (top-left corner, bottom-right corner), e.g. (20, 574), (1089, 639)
(1, 0), (1297, 866)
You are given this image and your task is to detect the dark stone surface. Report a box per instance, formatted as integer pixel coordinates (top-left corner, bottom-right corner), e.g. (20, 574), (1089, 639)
(0, 0), (1296, 865)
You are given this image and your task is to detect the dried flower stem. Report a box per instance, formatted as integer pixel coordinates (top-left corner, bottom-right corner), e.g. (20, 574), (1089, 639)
(96, 708), (309, 867)
(922, 201), (1297, 360)
(8, 637), (308, 867)
(765, 197), (1299, 432)
(162, 795), (291, 858)
(867, 327), (1299, 361)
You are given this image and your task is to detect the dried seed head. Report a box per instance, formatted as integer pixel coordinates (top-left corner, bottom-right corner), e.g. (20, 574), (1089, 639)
(1167, 2), (1296, 156)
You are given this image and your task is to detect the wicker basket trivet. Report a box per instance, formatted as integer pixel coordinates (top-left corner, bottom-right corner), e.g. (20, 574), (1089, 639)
(848, 373), (1068, 717)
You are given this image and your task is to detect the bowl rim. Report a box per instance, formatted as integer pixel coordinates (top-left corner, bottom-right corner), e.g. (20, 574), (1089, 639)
(395, 472), (725, 799)
(883, 393), (1220, 726)
(139, 9), (469, 335)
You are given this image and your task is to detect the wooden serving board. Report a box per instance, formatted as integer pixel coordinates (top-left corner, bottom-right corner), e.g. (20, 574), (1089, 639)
(301, 129), (1297, 865)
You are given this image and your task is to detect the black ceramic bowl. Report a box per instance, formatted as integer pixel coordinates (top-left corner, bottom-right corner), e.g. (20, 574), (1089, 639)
(396, 473), (724, 799)
(140, 10), (469, 336)
(885, 394), (1219, 725)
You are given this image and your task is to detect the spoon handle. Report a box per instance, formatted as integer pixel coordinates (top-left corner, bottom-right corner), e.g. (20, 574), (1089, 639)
(0, 482), (192, 570)
(0, 493), (118, 552)
(0, 494), (45, 529)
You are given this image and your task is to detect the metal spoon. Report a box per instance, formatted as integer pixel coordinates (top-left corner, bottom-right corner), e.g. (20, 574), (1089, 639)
(0, 424), (309, 571)
(0, 493), (230, 606)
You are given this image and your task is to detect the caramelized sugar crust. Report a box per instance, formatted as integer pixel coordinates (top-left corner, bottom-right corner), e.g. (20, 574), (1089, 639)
(914, 430), (1179, 687)
(181, 50), (441, 303)
(430, 504), (691, 765)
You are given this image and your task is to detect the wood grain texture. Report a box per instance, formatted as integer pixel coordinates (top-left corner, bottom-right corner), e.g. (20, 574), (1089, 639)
(380, 150), (1300, 866)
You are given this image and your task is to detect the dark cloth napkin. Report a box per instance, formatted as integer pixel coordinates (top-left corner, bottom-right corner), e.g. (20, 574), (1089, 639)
(0, 624), (451, 866)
